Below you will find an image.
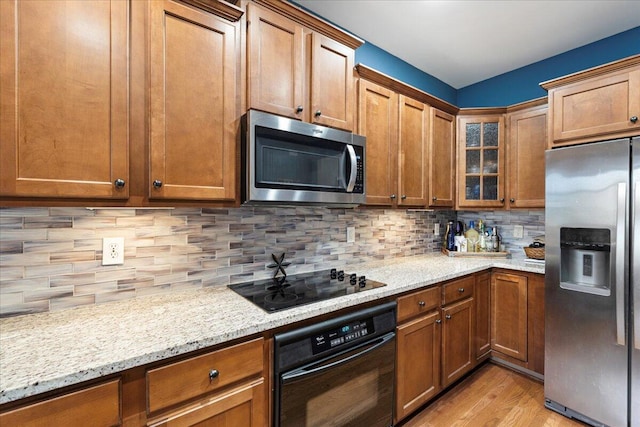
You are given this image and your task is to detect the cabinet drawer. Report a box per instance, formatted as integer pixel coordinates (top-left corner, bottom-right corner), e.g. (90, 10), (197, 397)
(397, 286), (440, 323)
(442, 276), (474, 306)
(147, 338), (264, 413)
(0, 379), (120, 427)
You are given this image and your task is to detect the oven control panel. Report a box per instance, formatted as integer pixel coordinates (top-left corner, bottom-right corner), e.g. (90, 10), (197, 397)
(311, 318), (374, 354)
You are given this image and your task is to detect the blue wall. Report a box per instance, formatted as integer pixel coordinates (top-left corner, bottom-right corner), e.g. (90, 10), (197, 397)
(353, 27), (639, 108)
(356, 43), (458, 105)
(456, 26), (640, 107)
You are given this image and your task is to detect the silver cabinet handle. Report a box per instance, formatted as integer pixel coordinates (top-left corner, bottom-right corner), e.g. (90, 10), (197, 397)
(153, 180), (163, 189)
(458, 288), (465, 293)
(435, 319), (442, 324)
(616, 182), (627, 346)
(346, 144), (357, 193)
(209, 369), (219, 381)
(445, 314), (452, 320)
(390, 194), (396, 200)
(401, 195), (407, 200)
(296, 105), (303, 113)
(114, 179), (125, 188)
(418, 301), (425, 307)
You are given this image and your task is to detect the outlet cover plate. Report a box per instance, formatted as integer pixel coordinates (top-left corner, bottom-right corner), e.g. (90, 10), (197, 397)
(514, 225), (524, 239)
(102, 237), (124, 265)
(346, 226), (356, 243)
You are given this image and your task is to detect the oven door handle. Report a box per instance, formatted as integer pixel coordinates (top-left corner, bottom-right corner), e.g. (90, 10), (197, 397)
(281, 332), (394, 383)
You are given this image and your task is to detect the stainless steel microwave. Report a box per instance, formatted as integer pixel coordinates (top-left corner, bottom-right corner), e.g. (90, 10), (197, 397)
(241, 110), (366, 207)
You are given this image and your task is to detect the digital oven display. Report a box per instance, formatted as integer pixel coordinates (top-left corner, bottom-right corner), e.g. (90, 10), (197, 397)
(311, 318), (375, 354)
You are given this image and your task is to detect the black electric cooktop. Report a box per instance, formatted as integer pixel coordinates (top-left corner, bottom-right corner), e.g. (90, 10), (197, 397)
(228, 268), (386, 313)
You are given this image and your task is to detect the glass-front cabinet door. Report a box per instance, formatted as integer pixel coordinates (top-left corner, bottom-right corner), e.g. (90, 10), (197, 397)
(457, 115), (506, 208)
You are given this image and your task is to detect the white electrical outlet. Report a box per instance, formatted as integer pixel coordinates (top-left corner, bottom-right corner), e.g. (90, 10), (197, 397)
(102, 237), (124, 265)
(513, 225), (524, 239)
(434, 223), (440, 236)
(346, 226), (356, 243)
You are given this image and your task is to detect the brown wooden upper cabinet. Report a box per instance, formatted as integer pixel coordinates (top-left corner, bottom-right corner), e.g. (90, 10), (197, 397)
(456, 114), (506, 209)
(542, 55), (640, 148)
(506, 102), (547, 209)
(357, 79), (429, 207)
(0, 0), (129, 199)
(148, 0), (240, 201)
(428, 108), (456, 208)
(246, 1), (362, 131)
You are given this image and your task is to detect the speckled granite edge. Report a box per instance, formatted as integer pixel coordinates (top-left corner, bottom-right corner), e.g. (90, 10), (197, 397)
(0, 254), (543, 404)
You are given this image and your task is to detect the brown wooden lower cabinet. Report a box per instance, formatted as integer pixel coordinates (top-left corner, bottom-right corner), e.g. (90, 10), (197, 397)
(490, 270), (545, 375)
(395, 310), (441, 423)
(0, 379), (121, 427)
(474, 271), (491, 362)
(441, 297), (474, 388)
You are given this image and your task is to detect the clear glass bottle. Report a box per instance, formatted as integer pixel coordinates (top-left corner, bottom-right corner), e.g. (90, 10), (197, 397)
(491, 226), (500, 252)
(465, 221), (479, 252)
(478, 220), (486, 252)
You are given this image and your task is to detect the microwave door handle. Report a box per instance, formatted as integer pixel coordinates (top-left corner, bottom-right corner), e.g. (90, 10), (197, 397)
(616, 182), (626, 346)
(346, 144), (357, 193)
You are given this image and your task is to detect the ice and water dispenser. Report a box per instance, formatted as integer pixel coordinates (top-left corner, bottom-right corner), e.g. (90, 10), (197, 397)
(560, 228), (611, 296)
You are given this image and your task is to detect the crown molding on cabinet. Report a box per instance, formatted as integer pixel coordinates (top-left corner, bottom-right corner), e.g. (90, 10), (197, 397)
(540, 54), (640, 90)
(178, 0), (245, 21)
(252, 0), (364, 49)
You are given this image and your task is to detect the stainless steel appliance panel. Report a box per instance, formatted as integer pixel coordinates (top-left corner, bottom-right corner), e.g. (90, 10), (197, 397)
(545, 139), (629, 427)
(632, 136), (640, 427)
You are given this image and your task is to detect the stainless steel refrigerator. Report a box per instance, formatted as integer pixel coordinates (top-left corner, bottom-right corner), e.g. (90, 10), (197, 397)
(545, 137), (639, 427)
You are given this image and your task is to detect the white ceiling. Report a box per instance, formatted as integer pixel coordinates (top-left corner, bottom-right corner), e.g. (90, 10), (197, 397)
(295, 0), (640, 89)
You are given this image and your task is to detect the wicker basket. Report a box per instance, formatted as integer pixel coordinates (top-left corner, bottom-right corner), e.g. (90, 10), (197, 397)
(524, 246), (545, 260)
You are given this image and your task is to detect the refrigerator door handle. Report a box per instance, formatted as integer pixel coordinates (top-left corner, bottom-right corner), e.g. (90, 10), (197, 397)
(616, 182), (626, 346)
(635, 183), (640, 350)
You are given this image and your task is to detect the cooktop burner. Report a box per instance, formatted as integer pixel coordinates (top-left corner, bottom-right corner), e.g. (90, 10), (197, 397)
(228, 268), (386, 313)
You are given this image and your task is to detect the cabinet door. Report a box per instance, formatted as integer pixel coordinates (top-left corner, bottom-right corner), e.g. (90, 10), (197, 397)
(0, 379), (121, 427)
(247, 4), (304, 120)
(527, 273), (545, 375)
(398, 96), (429, 207)
(507, 106), (547, 209)
(491, 272), (528, 361)
(149, 0), (237, 201)
(457, 115), (505, 209)
(441, 298), (474, 388)
(549, 67), (640, 146)
(357, 79), (398, 206)
(0, 0), (129, 199)
(474, 271), (491, 362)
(310, 33), (355, 131)
(395, 311), (441, 423)
(428, 108), (456, 207)
(147, 379), (266, 427)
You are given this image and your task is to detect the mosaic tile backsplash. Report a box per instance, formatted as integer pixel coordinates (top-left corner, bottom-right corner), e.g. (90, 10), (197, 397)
(0, 207), (543, 317)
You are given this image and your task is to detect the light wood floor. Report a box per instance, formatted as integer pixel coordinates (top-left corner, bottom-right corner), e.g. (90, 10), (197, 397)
(399, 363), (587, 427)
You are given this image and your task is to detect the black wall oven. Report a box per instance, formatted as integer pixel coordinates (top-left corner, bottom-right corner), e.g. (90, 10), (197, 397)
(273, 302), (396, 427)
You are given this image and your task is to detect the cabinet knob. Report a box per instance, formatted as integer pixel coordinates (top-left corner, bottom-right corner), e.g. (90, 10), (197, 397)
(432, 196), (437, 201)
(390, 194), (396, 200)
(401, 194), (407, 200)
(418, 301), (426, 307)
(510, 198), (515, 203)
(631, 116), (638, 123)
(458, 288), (465, 293)
(435, 319), (442, 324)
(500, 198), (505, 203)
(314, 110), (322, 117)
(113, 178), (126, 189)
(209, 369), (219, 381)
(445, 314), (452, 320)
(152, 180), (163, 189)
(296, 105), (303, 113)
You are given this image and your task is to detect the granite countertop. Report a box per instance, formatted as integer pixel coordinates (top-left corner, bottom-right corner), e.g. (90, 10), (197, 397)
(0, 254), (544, 405)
